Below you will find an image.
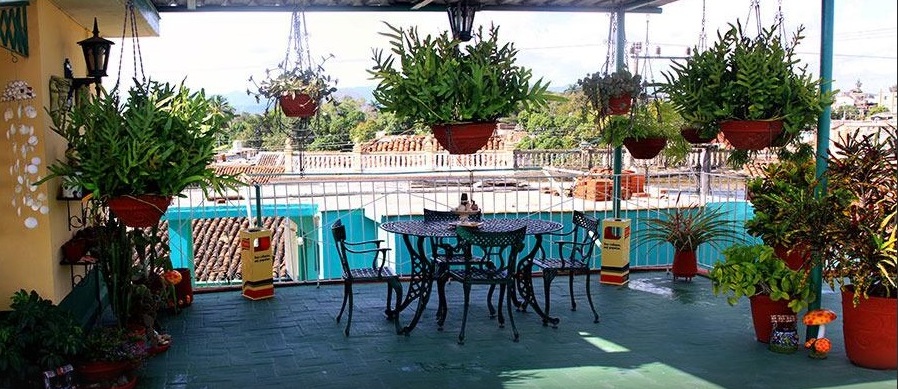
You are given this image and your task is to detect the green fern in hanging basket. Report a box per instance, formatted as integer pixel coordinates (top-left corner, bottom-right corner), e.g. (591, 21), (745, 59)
(247, 58), (337, 105)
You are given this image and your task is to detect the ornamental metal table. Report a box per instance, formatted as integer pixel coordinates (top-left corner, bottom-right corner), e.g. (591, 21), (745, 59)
(380, 218), (563, 335)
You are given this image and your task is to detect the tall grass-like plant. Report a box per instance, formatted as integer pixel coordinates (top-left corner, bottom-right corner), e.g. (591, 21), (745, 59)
(641, 203), (742, 252)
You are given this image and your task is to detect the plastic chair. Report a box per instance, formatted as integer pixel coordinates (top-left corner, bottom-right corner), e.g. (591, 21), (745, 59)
(532, 210), (601, 324)
(331, 220), (403, 336)
(444, 225), (527, 344)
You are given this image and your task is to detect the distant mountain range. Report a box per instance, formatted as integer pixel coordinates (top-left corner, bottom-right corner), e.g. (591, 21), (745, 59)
(220, 86), (377, 114)
(221, 85), (568, 114)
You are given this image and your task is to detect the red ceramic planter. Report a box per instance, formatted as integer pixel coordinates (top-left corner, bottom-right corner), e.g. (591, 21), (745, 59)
(719, 120), (784, 150)
(749, 294), (793, 343)
(606, 95), (632, 115)
(841, 286), (897, 369)
(279, 94), (319, 117)
(430, 122), (496, 154)
(623, 137), (667, 160)
(671, 250), (697, 281)
(107, 195), (171, 228)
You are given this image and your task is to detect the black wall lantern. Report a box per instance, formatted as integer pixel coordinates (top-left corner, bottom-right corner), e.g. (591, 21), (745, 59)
(447, 0), (478, 42)
(65, 18), (113, 99)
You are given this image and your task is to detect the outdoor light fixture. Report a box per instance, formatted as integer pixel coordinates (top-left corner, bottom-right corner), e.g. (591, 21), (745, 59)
(447, 0), (478, 42)
(65, 17), (113, 99)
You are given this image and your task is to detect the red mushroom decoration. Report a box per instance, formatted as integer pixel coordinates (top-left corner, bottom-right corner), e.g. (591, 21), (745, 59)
(163, 269), (183, 285)
(803, 308), (837, 359)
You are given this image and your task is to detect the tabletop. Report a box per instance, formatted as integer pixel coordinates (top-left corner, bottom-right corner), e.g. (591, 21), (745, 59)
(381, 218), (562, 237)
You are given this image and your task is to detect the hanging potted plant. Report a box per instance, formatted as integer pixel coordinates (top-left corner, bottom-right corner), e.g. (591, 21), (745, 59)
(640, 202), (742, 280)
(595, 99), (689, 161)
(578, 68), (642, 117)
(710, 244), (816, 343)
(37, 79), (243, 228)
(369, 23), (556, 154)
(247, 8), (336, 118)
(660, 45), (726, 144)
(819, 126), (897, 370)
(662, 21), (832, 152)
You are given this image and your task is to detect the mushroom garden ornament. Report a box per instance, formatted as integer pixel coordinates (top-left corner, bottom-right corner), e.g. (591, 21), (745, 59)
(803, 309), (837, 359)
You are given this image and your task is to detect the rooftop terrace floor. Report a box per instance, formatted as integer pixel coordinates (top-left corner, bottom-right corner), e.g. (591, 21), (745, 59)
(138, 272), (897, 389)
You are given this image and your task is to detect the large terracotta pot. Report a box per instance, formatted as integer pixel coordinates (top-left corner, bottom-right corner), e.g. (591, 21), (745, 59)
(430, 122), (496, 154)
(623, 137), (667, 160)
(773, 243), (811, 271)
(107, 195), (172, 228)
(76, 360), (131, 383)
(719, 120), (784, 150)
(278, 93), (319, 117)
(671, 250), (697, 281)
(749, 294), (793, 343)
(841, 285), (897, 369)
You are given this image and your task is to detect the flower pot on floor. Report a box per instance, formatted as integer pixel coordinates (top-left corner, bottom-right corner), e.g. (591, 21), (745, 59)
(671, 250), (697, 281)
(749, 294), (793, 343)
(841, 285), (897, 369)
(773, 243), (811, 271)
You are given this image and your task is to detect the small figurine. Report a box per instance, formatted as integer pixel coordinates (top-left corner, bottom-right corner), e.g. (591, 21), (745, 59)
(470, 200), (479, 211)
(803, 308), (837, 359)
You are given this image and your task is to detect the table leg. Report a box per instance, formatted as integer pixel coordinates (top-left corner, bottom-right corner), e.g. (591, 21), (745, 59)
(396, 234), (434, 335)
(515, 234), (560, 327)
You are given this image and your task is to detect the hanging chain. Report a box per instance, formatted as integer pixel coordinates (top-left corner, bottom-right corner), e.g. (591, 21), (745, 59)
(114, 0), (145, 91)
(697, 0), (707, 52)
(284, 2), (313, 71)
(774, 0), (786, 44)
(746, 0), (762, 35)
(602, 13), (616, 75)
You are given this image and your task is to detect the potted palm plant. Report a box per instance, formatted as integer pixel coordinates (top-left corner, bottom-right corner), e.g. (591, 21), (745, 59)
(369, 23), (556, 154)
(709, 244), (816, 343)
(38, 79), (243, 228)
(661, 21), (832, 152)
(641, 202), (741, 280)
(578, 68), (641, 116)
(820, 125), (897, 370)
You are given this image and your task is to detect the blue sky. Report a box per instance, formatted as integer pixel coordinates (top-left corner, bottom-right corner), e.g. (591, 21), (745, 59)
(104, 0), (897, 102)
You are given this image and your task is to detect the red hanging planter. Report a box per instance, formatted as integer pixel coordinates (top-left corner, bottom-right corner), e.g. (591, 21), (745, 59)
(107, 195), (172, 228)
(773, 243), (811, 271)
(680, 126), (716, 144)
(623, 137), (667, 159)
(430, 122), (496, 154)
(719, 120), (784, 150)
(606, 94), (633, 115)
(279, 94), (319, 117)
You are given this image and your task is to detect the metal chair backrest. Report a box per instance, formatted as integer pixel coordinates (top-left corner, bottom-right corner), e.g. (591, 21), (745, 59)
(330, 220), (352, 276)
(565, 210), (601, 265)
(455, 226), (527, 273)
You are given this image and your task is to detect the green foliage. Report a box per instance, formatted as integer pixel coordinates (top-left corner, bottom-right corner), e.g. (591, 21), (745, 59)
(744, 158), (849, 249)
(594, 99), (690, 163)
(369, 23), (557, 125)
(247, 55), (338, 113)
(866, 105), (889, 116)
(831, 104), (861, 120)
(641, 203), (742, 252)
(0, 290), (83, 388)
(710, 244), (816, 313)
(821, 125), (897, 304)
(80, 326), (146, 363)
(310, 97), (366, 151)
(577, 68), (642, 119)
(661, 21), (833, 145)
(38, 79), (243, 200)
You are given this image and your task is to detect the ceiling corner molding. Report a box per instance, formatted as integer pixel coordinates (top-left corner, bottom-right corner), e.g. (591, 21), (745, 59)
(52, 0), (161, 37)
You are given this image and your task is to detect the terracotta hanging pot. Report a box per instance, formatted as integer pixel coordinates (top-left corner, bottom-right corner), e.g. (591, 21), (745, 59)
(841, 285), (897, 369)
(606, 94), (633, 115)
(719, 120), (784, 150)
(107, 195), (171, 228)
(680, 126), (716, 144)
(430, 122), (496, 154)
(773, 243), (811, 271)
(279, 93), (319, 117)
(623, 137), (667, 159)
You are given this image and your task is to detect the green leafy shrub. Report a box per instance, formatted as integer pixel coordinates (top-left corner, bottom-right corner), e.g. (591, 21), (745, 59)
(710, 244), (815, 313)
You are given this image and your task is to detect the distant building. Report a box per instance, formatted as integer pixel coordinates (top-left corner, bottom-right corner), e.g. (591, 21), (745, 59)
(877, 85), (897, 113)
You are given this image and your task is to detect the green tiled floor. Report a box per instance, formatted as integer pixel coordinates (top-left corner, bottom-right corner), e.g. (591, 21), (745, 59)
(138, 272), (897, 389)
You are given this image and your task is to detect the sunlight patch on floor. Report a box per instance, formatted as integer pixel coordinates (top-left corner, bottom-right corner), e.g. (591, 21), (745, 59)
(628, 277), (674, 298)
(578, 331), (630, 353)
(499, 362), (725, 389)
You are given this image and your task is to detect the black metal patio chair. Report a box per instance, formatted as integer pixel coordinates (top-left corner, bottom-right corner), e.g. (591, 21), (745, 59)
(443, 225), (527, 344)
(532, 210), (601, 324)
(331, 219), (403, 336)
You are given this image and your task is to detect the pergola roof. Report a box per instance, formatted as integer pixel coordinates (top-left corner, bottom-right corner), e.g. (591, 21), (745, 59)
(153, 0), (678, 14)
